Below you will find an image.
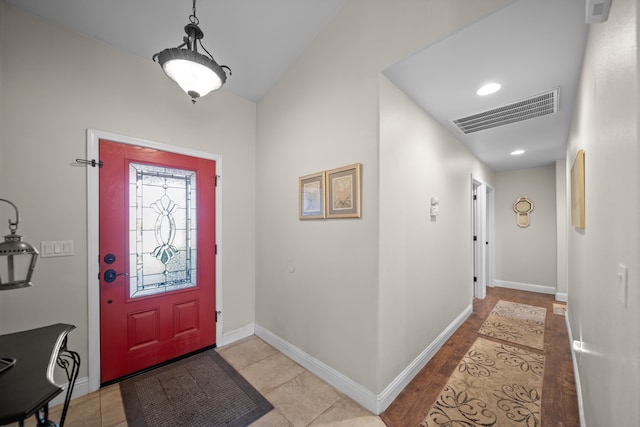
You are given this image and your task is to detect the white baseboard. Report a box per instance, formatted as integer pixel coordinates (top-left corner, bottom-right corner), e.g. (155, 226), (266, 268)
(255, 324), (379, 414)
(50, 376), (90, 407)
(377, 304), (473, 412)
(61, 306), (473, 417)
(555, 292), (568, 302)
(495, 280), (556, 295)
(565, 308), (586, 426)
(255, 303), (473, 415)
(220, 323), (256, 347)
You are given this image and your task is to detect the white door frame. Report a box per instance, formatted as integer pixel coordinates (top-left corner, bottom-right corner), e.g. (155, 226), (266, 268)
(485, 184), (495, 290)
(471, 175), (494, 299)
(86, 129), (223, 392)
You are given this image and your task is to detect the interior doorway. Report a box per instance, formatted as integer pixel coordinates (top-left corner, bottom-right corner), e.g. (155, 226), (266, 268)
(472, 176), (494, 299)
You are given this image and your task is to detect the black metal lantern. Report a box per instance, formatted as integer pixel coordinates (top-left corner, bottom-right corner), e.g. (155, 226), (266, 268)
(0, 199), (38, 290)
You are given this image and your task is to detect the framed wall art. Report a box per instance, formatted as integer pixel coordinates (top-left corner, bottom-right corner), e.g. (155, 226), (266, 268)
(326, 163), (361, 218)
(571, 149), (585, 228)
(299, 171), (325, 219)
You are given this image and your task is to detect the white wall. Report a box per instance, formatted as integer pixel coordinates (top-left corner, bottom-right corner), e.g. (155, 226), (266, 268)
(256, 0), (509, 396)
(0, 0), (521, 407)
(566, 0), (640, 424)
(0, 4), (257, 378)
(556, 159), (568, 298)
(494, 165), (557, 289)
(378, 76), (494, 391)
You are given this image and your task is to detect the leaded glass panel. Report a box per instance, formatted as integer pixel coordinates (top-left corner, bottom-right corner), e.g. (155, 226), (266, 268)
(128, 163), (197, 298)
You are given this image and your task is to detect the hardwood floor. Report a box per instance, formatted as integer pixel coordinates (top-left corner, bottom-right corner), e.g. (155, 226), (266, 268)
(380, 287), (580, 427)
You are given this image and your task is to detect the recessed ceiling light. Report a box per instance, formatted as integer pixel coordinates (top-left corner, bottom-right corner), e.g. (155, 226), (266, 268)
(477, 83), (501, 96)
(511, 149), (525, 156)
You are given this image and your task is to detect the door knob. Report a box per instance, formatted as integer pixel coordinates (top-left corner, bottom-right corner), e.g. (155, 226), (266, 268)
(104, 269), (129, 283)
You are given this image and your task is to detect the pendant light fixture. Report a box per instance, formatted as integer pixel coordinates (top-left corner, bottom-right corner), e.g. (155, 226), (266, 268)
(153, 0), (231, 103)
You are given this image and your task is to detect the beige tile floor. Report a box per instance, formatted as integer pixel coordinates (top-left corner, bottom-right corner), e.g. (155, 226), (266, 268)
(4, 336), (385, 427)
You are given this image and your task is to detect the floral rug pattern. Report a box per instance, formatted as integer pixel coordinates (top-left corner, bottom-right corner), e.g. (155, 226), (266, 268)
(422, 338), (545, 427)
(478, 300), (546, 350)
(552, 302), (566, 316)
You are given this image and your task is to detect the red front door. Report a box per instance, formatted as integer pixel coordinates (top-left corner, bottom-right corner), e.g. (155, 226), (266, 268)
(99, 139), (216, 383)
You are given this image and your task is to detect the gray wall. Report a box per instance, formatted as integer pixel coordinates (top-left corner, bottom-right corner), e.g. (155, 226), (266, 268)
(378, 76), (494, 390)
(0, 3), (258, 378)
(0, 0), (511, 398)
(494, 165), (557, 288)
(255, 0), (508, 394)
(566, 0), (640, 423)
(555, 159), (568, 297)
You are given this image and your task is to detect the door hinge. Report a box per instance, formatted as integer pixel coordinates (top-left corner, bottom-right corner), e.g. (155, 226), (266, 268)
(215, 175), (221, 187)
(474, 276), (478, 282)
(215, 244), (218, 255)
(473, 194), (477, 200)
(473, 235), (477, 241)
(216, 311), (221, 322)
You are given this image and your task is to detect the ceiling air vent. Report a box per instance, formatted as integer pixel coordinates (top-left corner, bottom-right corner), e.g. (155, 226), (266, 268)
(451, 89), (559, 134)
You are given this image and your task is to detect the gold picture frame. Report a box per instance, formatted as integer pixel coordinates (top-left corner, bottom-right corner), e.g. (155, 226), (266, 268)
(571, 149), (585, 228)
(299, 171), (326, 219)
(326, 163), (361, 218)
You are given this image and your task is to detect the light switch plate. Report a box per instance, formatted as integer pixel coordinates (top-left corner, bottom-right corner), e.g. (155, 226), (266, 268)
(40, 240), (74, 258)
(617, 263), (628, 307)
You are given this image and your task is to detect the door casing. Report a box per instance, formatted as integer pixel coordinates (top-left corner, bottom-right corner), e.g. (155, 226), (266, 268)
(471, 175), (494, 300)
(86, 129), (223, 392)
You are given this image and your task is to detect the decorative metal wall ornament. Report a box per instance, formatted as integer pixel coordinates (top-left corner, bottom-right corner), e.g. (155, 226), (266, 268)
(513, 196), (534, 228)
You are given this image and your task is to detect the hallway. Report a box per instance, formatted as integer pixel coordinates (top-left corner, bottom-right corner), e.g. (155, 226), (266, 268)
(381, 287), (579, 426)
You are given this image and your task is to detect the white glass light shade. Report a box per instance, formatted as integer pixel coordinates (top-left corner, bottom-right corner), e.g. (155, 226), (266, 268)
(164, 59), (222, 98)
(156, 48), (226, 101)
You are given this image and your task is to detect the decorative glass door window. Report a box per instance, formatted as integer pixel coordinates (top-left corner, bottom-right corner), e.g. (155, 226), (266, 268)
(129, 163), (197, 298)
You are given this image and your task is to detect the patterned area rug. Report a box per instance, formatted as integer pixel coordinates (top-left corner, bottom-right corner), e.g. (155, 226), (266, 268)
(553, 302), (567, 316)
(120, 349), (273, 427)
(478, 300), (546, 350)
(421, 337), (545, 427)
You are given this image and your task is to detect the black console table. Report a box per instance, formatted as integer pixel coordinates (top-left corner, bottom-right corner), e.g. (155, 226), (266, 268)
(0, 324), (80, 427)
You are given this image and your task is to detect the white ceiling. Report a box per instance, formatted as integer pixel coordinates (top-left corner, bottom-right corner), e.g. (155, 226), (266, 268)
(385, 0), (588, 171)
(4, 0), (588, 172)
(4, 0), (346, 101)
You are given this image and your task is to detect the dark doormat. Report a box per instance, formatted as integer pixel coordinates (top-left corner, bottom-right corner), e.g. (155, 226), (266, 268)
(120, 348), (273, 426)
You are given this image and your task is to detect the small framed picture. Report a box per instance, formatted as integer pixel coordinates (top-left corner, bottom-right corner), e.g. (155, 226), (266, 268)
(299, 171), (325, 219)
(326, 163), (361, 218)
